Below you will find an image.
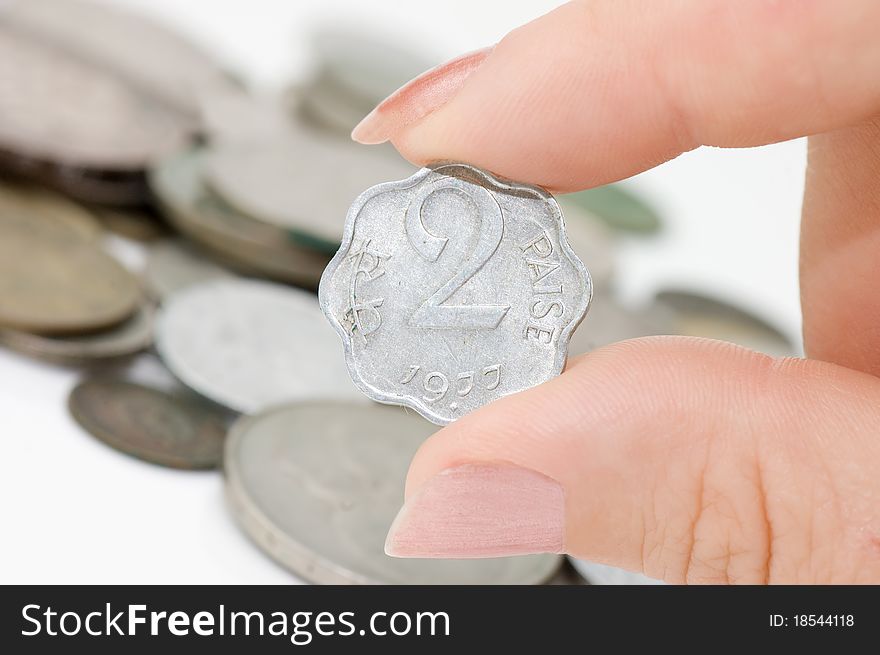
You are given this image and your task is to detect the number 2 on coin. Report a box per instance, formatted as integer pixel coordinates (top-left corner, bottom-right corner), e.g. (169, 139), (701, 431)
(405, 179), (510, 330)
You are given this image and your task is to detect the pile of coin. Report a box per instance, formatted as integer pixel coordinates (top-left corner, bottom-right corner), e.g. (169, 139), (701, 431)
(0, 0), (796, 585)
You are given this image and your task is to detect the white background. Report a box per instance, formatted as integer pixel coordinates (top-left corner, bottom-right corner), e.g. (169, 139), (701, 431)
(0, 0), (806, 583)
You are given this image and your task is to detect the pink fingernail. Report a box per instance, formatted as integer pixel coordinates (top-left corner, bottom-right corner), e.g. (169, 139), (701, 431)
(385, 463), (565, 559)
(351, 46), (494, 145)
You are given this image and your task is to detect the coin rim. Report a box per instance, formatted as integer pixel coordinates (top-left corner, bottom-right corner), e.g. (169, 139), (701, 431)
(68, 378), (225, 470)
(223, 401), (563, 584)
(318, 163), (593, 426)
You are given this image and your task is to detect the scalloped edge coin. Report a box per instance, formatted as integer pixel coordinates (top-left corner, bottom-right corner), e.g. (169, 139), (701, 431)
(319, 163), (592, 425)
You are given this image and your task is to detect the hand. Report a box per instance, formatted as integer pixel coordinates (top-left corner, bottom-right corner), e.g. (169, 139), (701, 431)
(353, 0), (880, 584)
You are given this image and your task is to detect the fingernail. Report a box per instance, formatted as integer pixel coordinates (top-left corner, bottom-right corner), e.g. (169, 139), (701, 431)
(351, 46), (494, 145)
(385, 463), (565, 559)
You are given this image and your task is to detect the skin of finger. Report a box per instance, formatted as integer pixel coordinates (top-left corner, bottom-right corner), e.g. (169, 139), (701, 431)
(392, 0), (880, 191)
(403, 337), (880, 583)
(801, 117), (880, 377)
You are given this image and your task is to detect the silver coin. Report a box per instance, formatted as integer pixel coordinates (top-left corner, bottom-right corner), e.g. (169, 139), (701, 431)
(0, 27), (190, 169)
(319, 163), (592, 425)
(203, 125), (415, 247)
(655, 289), (795, 356)
(568, 297), (672, 356)
(1, 0), (238, 118)
(149, 147), (330, 288)
(0, 303), (153, 364)
(156, 279), (363, 414)
(225, 401), (562, 584)
(568, 557), (664, 586)
(144, 239), (234, 302)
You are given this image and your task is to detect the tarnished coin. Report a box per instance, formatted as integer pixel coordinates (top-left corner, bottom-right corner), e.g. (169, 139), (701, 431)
(319, 163), (592, 425)
(0, 233), (140, 334)
(656, 289), (795, 356)
(156, 279), (363, 413)
(69, 379), (226, 469)
(225, 401), (562, 584)
(0, 149), (152, 206)
(93, 207), (167, 242)
(0, 27), (190, 170)
(149, 148), (330, 288)
(0, 303), (153, 364)
(0, 181), (101, 243)
(203, 129), (414, 249)
(1, 0), (239, 118)
(568, 557), (664, 586)
(144, 240), (234, 302)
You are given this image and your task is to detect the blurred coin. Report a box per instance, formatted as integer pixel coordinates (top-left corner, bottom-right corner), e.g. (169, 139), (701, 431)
(1, 0), (239, 118)
(225, 401), (562, 584)
(0, 27), (191, 170)
(569, 296), (672, 355)
(149, 148), (330, 287)
(655, 289), (794, 356)
(0, 149), (152, 206)
(156, 279), (363, 413)
(0, 303), (153, 364)
(203, 128), (414, 248)
(93, 207), (167, 242)
(564, 184), (662, 234)
(568, 557), (664, 586)
(0, 232), (139, 334)
(0, 180), (101, 243)
(297, 29), (434, 134)
(558, 199), (615, 289)
(69, 379), (226, 470)
(144, 239), (234, 302)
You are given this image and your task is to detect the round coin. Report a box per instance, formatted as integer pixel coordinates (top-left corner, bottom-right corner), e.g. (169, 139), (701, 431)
(319, 163), (592, 425)
(0, 303), (153, 364)
(68, 379), (226, 469)
(0, 27), (191, 170)
(655, 289), (795, 356)
(149, 148), (330, 288)
(203, 127), (415, 248)
(144, 239), (234, 302)
(156, 279), (363, 413)
(225, 401), (562, 584)
(2, 0), (240, 118)
(0, 180), (102, 243)
(568, 557), (664, 586)
(0, 232), (140, 334)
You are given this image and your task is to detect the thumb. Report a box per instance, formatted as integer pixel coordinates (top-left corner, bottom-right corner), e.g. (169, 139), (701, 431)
(385, 337), (880, 584)
(353, 0), (880, 191)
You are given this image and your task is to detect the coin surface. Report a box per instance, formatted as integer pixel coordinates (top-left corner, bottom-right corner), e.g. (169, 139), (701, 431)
(568, 557), (664, 586)
(557, 199), (615, 289)
(656, 289), (795, 356)
(2, 0), (239, 118)
(225, 401), (562, 584)
(69, 379), (226, 469)
(144, 240), (234, 302)
(203, 129), (414, 248)
(156, 279), (363, 413)
(0, 232), (140, 334)
(0, 303), (153, 364)
(0, 181), (102, 243)
(0, 27), (190, 169)
(149, 148), (330, 287)
(93, 207), (168, 242)
(319, 163), (592, 425)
